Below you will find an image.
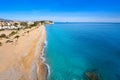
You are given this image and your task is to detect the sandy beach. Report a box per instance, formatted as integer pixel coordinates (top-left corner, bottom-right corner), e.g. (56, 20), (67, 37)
(0, 25), (47, 80)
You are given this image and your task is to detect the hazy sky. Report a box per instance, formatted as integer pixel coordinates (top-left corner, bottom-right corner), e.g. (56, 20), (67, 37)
(0, 0), (120, 22)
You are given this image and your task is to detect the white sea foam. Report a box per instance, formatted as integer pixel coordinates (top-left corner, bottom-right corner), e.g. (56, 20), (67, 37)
(41, 40), (50, 79)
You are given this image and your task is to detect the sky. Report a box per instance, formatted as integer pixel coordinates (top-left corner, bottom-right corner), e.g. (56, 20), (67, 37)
(0, 0), (120, 22)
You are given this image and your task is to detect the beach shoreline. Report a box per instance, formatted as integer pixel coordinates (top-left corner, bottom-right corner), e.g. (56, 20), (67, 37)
(41, 40), (51, 80)
(0, 25), (47, 80)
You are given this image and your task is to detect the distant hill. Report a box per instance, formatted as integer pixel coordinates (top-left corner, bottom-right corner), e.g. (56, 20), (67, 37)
(0, 18), (13, 22)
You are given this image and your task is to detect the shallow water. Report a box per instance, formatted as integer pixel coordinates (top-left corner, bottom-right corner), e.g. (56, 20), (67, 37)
(45, 22), (120, 80)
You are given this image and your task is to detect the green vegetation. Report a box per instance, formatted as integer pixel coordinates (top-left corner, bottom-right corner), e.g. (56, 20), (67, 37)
(0, 29), (4, 31)
(14, 23), (19, 27)
(17, 28), (20, 31)
(6, 40), (13, 43)
(20, 22), (28, 27)
(40, 21), (45, 25)
(29, 24), (34, 27)
(0, 34), (8, 39)
(14, 35), (20, 39)
(40, 20), (53, 25)
(29, 21), (40, 27)
(34, 21), (40, 26)
(24, 21), (40, 29)
(27, 31), (29, 33)
(9, 31), (17, 37)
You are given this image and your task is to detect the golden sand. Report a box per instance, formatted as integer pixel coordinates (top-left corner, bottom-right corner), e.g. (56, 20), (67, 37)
(0, 25), (47, 80)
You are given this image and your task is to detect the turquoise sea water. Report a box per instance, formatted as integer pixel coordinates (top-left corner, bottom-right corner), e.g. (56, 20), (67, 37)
(45, 22), (120, 80)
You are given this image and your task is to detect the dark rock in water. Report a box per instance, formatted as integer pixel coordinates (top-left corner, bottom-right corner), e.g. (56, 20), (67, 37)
(84, 71), (100, 80)
(85, 72), (98, 80)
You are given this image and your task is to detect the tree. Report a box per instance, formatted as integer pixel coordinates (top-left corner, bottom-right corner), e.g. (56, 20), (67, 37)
(9, 31), (17, 37)
(0, 34), (7, 39)
(34, 21), (40, 26)
(14, 35), (20, 40)
(14, 23), (19, 27)
(20, 22), (28, 27)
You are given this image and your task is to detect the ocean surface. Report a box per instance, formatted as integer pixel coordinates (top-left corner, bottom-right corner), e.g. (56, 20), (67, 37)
(45, 22), (120, 80)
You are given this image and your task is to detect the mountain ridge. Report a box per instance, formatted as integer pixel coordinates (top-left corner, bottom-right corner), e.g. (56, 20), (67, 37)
(0, 18), (13, 22)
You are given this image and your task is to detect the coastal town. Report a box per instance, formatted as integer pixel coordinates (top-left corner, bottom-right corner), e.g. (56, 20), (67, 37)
(0, 20), (54, 30)
(0, 20), (53, 46)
